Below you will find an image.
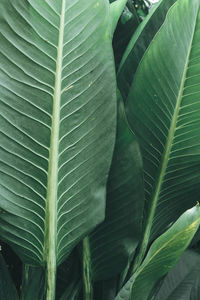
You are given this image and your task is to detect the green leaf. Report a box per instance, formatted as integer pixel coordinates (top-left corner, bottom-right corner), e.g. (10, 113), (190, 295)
(59, 280), (81, 300)
(86, 91), (144, 281)
(115, 205), (200, 300)
(21, 265), (45, 300)
(110, 0), (128, 35)
(117, 0), (177, 101)
(0, 0), (116, 298)
(112, 6), (139, 69)
(155, 250), (200, 300)
(0, 251), (18, 300)
(56, 250), (81, 300)
(125, 0), (200, 269)
(93, 278), (118, 300)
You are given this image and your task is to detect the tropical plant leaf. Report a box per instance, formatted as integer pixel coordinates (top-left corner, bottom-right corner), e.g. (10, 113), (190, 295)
(59, 280), (82, 300)
(0, 251), (18, 300)
(117, 0), (177, 101)
(56, 249), (81, 300)
(21, 265), (45, 300)
(125, 0), (200, 269)
(112, 6), (139, 69)
(110, 0), (128, 35)
(115, 205), (200, 300)
(155, 250), (200, 300)
(93, 278), (118, 300)
(86, 91), (144, 281)
(0, 0), (116, 297)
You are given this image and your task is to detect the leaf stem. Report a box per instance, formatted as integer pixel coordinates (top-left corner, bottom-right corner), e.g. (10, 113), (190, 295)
(83, 237), (93, 300)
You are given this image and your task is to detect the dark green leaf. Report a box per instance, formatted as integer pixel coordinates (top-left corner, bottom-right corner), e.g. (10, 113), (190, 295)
(93, 278), (118, 300)
(113, 7), (139, 69)
(87, 91), (144, 281)
(0, 251), (18, 300)
(110, 0), (128, 35)
(117, 0), (177, 101)
(21, 265), (45, 300)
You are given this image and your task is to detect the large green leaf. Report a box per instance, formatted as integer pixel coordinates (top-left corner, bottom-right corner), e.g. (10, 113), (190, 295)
(115, 205), (200, 300)
(117, 0), (177, 101)
(155, 250), (200, 300)
(86, 91), (144, 281)
(125, 0), (200, 268)
(0, 0), (116, 297)
(0, 252), (18, 300)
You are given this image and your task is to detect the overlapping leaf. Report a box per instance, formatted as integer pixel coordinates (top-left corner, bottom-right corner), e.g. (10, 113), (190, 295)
(117, 0), (177, 101)
(125, 0), (200, 255)
(0, 252), (18, 300)
(87, 92), (144, 281)
(0, 0), (116, 270)
(155, 250), (200, 300)
(115, 205), (200, 300)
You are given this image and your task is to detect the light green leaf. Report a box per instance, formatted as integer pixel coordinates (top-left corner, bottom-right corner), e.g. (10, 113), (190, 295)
(86, 91), (144, 281)
(0, 252), (18, 300)
(0, 0), (116, 298)
(116, 205), (200, 300)
(110, 0), (128, 35)
(117, 0), (177, 101)
(125, 0), (200, 269)
(155, 250), (200, 300)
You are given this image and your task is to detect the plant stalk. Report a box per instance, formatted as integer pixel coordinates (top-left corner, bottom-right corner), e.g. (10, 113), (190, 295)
(83, 237), (93, 300)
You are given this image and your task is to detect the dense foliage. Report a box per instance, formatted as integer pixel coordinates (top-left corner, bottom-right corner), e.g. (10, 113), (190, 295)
(1, 0), (200, 299)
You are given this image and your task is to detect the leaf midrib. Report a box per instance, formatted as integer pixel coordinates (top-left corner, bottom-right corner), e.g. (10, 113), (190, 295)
(131, 218), (200, 299)
(44, 0), (66, 269)
(136, 6), (199, 269)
